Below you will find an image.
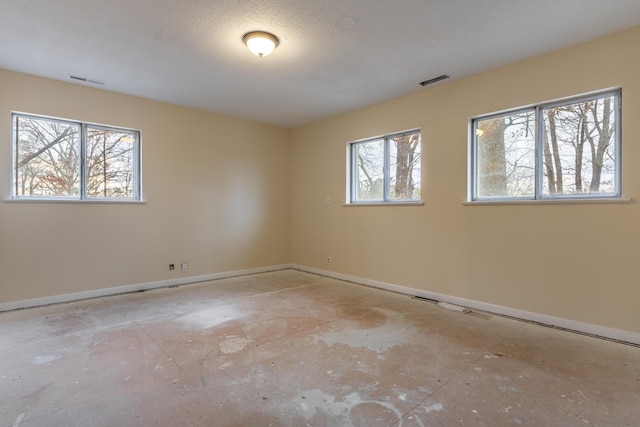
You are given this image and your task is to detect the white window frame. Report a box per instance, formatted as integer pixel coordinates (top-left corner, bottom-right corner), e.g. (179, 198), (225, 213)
(469, 89), (622, 202)
(10, 112), (142, 202)
(347, 129), (422, 205)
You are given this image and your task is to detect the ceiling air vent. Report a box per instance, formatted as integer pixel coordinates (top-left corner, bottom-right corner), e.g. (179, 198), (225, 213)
(419, 74), (450, 86)
(69, 74), (105, 85)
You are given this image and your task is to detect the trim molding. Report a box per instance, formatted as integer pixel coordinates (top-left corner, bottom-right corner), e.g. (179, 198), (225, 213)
(3, 263), (638, 346)
(291, 264), (640, 346)
(0, 264), (292, 312)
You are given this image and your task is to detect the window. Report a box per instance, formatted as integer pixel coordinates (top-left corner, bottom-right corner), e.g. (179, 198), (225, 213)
(349, 130), (421, 203)
(470, 90), (621, 201)
(11, 113), (141, 201)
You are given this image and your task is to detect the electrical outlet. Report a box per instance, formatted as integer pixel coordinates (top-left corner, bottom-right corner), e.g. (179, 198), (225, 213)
(326, 256), (331, 264)
(181, 262), (189, 272)
(169, 264), (175, 270)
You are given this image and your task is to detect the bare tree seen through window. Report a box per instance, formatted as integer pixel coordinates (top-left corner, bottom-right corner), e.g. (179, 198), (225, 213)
(13, 114), (138, 199)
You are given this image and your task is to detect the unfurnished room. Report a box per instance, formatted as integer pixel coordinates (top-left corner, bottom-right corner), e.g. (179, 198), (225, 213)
(1, 1), (640, 426)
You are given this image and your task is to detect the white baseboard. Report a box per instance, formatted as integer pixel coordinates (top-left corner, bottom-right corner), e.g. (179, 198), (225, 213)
(291, 264), (640, 346)
(3, 263), (638, 346)
(0, 264), (292, 312)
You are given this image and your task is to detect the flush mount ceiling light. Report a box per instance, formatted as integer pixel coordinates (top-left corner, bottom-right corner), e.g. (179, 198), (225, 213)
(243, 31), (279, 58)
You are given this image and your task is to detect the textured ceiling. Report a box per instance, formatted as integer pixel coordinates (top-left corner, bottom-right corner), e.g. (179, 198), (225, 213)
(2, 0), (640, 128)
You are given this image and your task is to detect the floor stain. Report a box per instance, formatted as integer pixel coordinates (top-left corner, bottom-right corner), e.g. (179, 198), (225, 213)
(31, 355), (61, 365)
(219, 337), (252, 354)
(310, 308), (416, 353)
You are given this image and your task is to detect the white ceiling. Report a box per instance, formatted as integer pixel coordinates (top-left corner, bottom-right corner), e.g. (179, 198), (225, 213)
(2, 0), (640, 128)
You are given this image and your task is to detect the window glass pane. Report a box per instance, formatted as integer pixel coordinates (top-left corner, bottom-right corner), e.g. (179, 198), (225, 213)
(475, 111), (535, 198)
(86, 127), (137, 198)
(389, 133), (421, 200)
(354, 139), (384, 201)
(13, 115), (80, 197)
(542, 95), (617, 196)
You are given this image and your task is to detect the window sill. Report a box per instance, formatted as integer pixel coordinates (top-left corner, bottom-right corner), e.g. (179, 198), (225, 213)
(4, 198), (146, 204)
(463, 197), (631, 206)
(344, 201), (424, 207)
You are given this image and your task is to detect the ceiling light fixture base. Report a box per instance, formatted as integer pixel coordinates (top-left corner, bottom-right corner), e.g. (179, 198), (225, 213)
(243, 31), (279, 58)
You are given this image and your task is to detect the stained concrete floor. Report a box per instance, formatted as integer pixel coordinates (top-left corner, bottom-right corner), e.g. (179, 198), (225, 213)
(1, 270), (639, 427)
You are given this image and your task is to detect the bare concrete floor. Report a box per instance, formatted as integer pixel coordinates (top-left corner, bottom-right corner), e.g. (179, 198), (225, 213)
(1, 270), (639, 426)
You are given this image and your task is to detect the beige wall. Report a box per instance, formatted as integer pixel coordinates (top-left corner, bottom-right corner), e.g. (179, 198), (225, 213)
(291, 26), (640, 334)
(2, 26), (639, 336)
(0, 70), (291, 302)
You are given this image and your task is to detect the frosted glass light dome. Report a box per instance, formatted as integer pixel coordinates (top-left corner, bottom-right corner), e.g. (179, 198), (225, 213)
(243, 31), (279, 57)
